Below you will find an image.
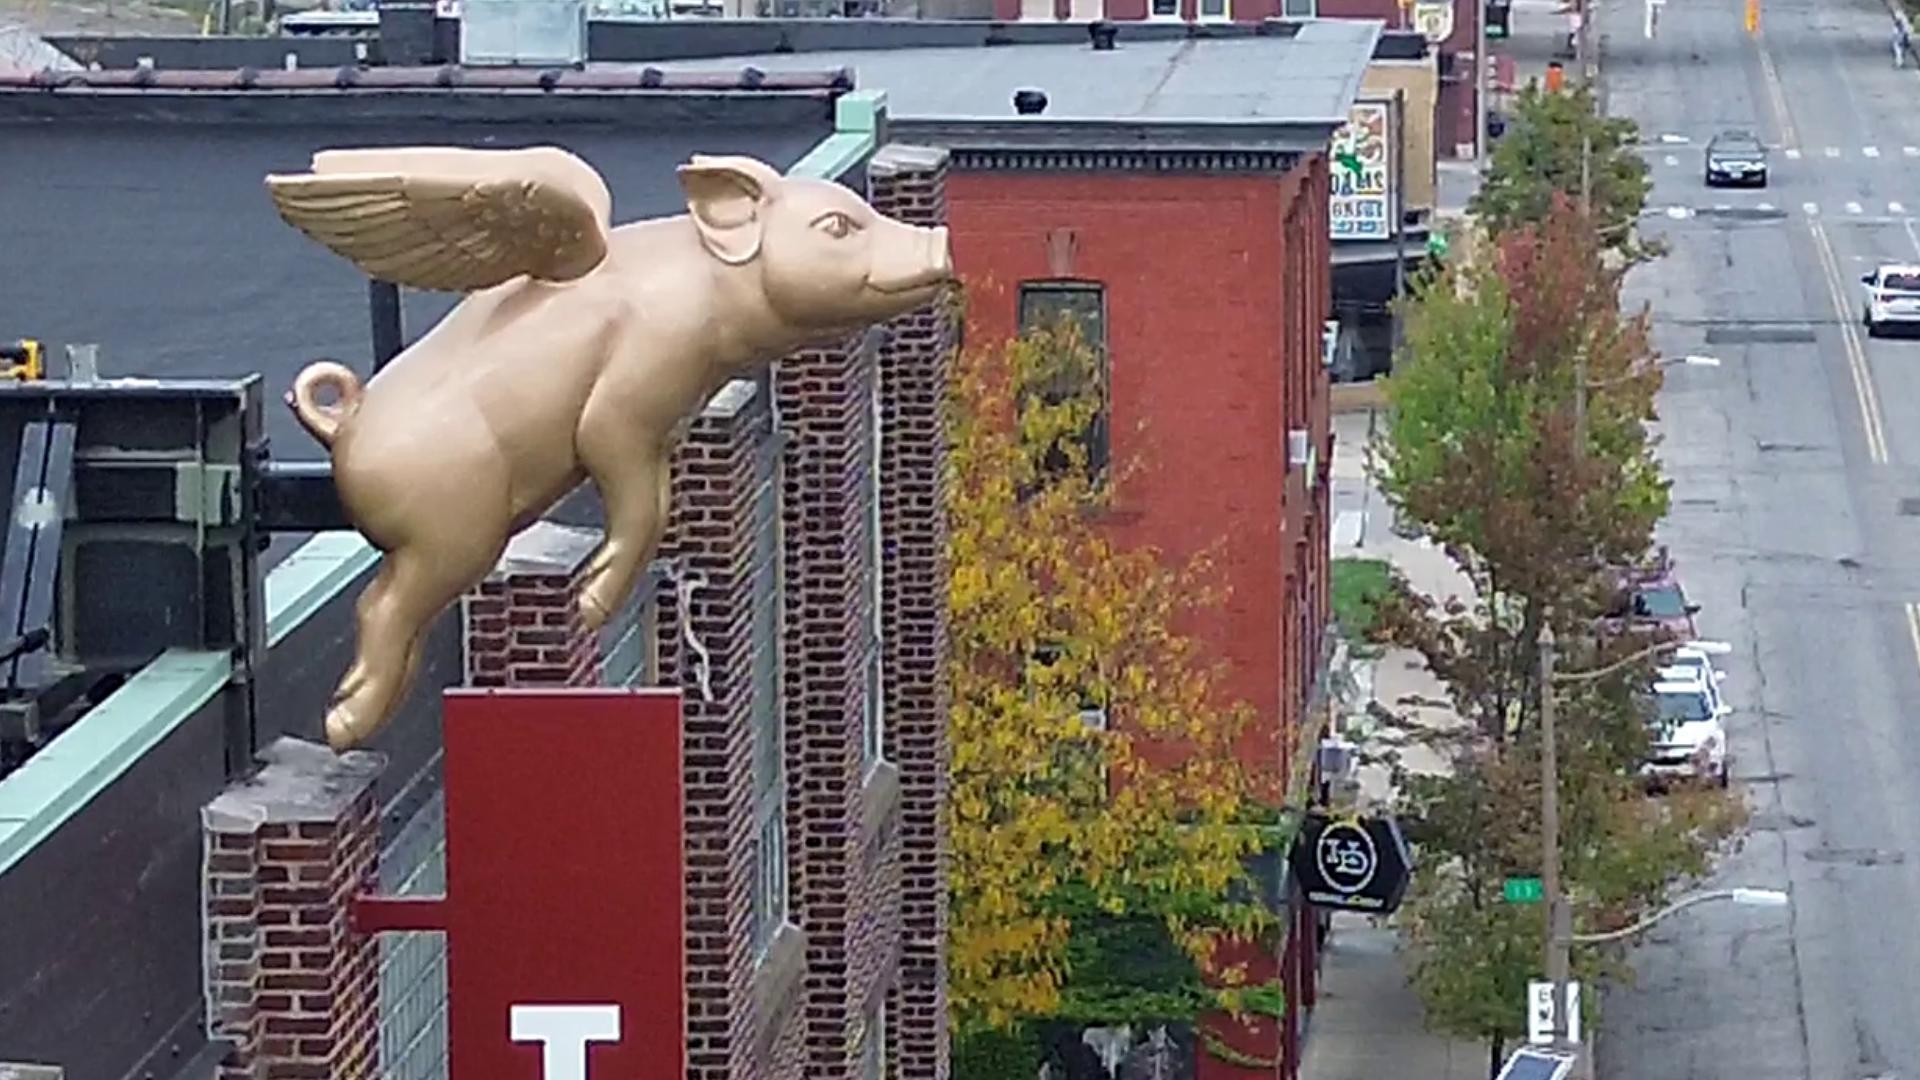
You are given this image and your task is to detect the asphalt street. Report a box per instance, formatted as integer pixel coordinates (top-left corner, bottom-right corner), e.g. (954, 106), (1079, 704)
(1596, 0), (1920, 1074)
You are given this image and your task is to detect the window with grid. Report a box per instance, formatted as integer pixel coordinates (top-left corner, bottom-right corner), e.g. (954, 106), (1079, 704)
(862, 355), (887, 777)
(750, 436), (789, 959)
(1016, 280), (1111, 482)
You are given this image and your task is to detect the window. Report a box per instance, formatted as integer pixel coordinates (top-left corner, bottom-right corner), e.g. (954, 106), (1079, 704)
(860, 998), (887, 1080)
(1147, 0), (1179, 17)
(1197, 0), (1229, 19)
(750, 437), (789, 959)
(1282, 0), (1315, 16)
(1016, 281), (1111, 482)
(862, 352), (887, 777)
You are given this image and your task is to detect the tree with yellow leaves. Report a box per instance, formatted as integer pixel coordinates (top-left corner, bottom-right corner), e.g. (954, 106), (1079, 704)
(945, 312), (1285, 1071)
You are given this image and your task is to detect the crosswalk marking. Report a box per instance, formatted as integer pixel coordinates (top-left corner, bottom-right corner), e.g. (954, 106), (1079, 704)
(1805, 202), (1821, 215)
(1667, 205), (1692, 219)
(1786, 147), (1803, 159)
(1827, 146), (1842, 157)
(1894, 201), (1907, 215)
(1848, 201), (1865, 214)
(1665, 154), (1679, 166)
(1866, 146), (1882, 157)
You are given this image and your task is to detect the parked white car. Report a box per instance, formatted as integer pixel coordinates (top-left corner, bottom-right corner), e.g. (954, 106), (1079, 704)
(1643, 676), (1731, 788)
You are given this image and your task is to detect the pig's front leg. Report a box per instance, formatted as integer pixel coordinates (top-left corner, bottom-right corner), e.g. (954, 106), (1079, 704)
(574, 385), (671, 631)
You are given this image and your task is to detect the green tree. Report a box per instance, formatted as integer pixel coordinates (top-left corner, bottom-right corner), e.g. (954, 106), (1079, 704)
(1472, 83), (1652, 259)
(1370, 201), (1744, 1063)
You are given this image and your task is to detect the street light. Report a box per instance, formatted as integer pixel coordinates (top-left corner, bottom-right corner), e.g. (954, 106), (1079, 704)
(1570, 886), (1791, 945)
(1580, 354), (1722, 407)
(1535, 629), (1739, 1074)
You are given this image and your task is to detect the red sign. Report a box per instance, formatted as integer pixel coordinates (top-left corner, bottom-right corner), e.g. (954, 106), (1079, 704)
(356, 689), (686, 1080)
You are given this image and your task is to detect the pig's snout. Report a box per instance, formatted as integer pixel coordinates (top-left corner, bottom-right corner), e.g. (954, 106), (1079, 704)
(870, 222), (954, 295)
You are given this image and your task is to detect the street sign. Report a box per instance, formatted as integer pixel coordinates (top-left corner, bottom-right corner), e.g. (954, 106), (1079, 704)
(1504, 876), (1544, 904)
(1527, 980), (1582, 1046)
(1288, 812), (1415, 914)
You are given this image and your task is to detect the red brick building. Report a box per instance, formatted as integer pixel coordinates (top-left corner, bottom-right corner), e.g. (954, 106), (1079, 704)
(655, 20), (1373, 1078)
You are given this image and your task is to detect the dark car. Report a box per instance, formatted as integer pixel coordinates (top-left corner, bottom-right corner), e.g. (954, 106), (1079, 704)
(1599, 548), (1701, 640)
(1705, 129), (1769, 187)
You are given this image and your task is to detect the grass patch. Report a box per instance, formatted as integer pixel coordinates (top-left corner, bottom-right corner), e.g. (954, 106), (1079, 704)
(1332, 557), (1393, 642)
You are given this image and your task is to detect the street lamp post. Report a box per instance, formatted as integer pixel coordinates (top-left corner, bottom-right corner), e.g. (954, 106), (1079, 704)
(1535, 629), (1739, 1074)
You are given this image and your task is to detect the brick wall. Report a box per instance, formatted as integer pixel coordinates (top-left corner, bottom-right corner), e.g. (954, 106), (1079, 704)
(461, 521), (606, 689)
(650, 377), (807, 1080)
(201, 737), (385, 1080)
(867, 142), (958, 1080)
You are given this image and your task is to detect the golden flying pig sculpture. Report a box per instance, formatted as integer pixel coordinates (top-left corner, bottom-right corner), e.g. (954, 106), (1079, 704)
(265, 146), (954, 751)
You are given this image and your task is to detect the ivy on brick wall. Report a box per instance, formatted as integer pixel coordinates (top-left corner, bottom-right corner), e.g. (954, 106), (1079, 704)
(945, 298), (1292, 1062)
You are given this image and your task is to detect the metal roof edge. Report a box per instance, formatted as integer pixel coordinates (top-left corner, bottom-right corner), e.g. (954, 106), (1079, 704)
(892, 116), (1341, 154)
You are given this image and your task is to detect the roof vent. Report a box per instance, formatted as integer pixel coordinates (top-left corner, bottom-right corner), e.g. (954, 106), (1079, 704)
(1089, 20), (1118, 49)
(1013, 88), (1049, 115)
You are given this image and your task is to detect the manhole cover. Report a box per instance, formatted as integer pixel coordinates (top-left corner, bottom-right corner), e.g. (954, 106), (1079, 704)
(1901, 498), (1920, 516)
(1706, 325), (1820, 344)
(1804, 846), (1905, 866)
(1696, 206), (1790, 222)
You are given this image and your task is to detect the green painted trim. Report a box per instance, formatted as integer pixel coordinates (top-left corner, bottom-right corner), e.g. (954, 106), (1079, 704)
(791, 131), (877, 182)
(835, 88), (887, 134)
(266, 531), (382, 647)
(792, 88), (888, 180)
(0, 648), (232, 876)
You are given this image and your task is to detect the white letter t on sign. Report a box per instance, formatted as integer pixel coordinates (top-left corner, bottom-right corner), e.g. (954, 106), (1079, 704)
(510, 1004), (622, 1080)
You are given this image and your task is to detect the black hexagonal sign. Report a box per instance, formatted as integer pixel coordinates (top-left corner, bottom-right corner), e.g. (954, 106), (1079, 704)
(1288, 812), (1415, 914)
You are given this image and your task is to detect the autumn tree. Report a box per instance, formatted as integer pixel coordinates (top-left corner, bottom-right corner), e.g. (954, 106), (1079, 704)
(1370, 200), (1743, 1064)
(945, 312), (1281, 1069)
(1472, 83), (1652, 259)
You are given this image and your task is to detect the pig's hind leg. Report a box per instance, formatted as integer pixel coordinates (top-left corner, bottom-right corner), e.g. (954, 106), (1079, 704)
(574, 388), (671, 631)
(325, 536), (502, 750)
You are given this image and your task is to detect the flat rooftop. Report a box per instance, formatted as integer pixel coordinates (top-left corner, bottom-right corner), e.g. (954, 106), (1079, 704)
(635, 19), (1381, 136)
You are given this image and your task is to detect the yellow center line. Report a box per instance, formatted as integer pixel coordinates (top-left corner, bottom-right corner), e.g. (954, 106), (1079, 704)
(1755, 31), (1799, 151)
(1808, 218), (1892, 463)
(1904, 602), (1920, 674)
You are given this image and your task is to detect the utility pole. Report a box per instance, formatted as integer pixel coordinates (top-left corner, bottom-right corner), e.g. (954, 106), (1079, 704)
(1477, 0), (1491, 166)
(1538, 623), (1576, 1071)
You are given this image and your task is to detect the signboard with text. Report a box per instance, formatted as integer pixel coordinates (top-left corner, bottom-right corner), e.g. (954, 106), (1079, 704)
(1329, 100), (1395, 242)
(1288, 811), (1414, 913)
(355, 689), (687, 1080)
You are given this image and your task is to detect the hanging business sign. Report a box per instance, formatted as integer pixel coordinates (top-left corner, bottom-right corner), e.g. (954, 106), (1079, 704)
(1288, 811), (1415, 913)
(1329, 100), (1395, 242)
(1412, 0), (1455, 39)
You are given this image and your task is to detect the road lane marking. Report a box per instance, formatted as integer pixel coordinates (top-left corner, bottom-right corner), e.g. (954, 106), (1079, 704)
(1827, 146), (1843, 158)
(1904, 603), (1920, 676)
(1758, 202), (1776, 211)
(1866, 146), (1882, 157)
(1660, 133), (1689, 143)
(1786, 147), (1803, 159)
(1756, 36), (1798, 149)
(1904, 217), (1920, 257)
(1715, 203), (1732, 212)
(1667, 205), (1692, 219)
(1849, 201), (1865, 214)
(1894, 201), (1908, 215)
(1809, 218), (1892, 463)
(1805, 201), (1820, 215)
(1665, 154), (1679, 166)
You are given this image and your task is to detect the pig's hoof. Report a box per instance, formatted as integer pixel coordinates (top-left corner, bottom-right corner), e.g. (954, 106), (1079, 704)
(325, 704), (371, 752)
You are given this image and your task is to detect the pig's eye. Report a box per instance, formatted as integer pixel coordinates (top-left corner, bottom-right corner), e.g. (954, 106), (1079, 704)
(813, 212), (859, 239)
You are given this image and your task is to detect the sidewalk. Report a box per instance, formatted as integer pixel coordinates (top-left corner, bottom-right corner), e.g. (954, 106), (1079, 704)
(1305, 414), (1486, 1078)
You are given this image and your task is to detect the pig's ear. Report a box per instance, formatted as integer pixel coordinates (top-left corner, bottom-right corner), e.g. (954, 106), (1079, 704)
(678, 156), (782, 266)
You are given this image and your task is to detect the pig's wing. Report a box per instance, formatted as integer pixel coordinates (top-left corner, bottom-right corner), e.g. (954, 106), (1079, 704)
(265, 148), (612, 293)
